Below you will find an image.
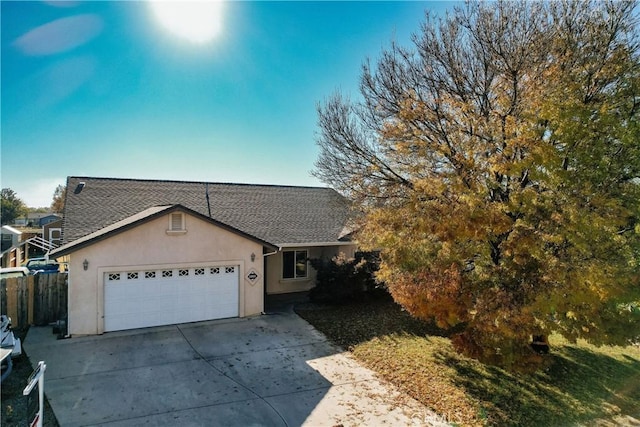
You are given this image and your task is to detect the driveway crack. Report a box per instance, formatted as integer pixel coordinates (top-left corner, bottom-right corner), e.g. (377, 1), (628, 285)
(176, 325), (289, 427)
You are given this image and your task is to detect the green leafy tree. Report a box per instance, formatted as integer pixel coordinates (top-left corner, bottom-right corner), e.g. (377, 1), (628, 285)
(51, 184), (66, 213)
(29, 207), (50, 213)
(1, 188), (28, 225)
(314, 0), (640, 370)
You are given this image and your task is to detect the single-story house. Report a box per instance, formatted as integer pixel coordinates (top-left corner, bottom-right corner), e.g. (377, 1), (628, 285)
(16, 212), (62, 227)
(38, 214), (62, 227)
(49, 176), (355, 336)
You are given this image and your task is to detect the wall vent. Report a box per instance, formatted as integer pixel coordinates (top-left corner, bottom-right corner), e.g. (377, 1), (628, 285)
(170, 213), (184, 231)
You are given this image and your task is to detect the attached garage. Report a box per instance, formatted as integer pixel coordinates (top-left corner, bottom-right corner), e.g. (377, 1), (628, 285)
(104, 265), (239, 332)
(50, 204), (276, 336)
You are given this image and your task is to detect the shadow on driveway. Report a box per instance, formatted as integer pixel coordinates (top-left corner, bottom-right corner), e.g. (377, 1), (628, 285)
(25, 311), (432, 426)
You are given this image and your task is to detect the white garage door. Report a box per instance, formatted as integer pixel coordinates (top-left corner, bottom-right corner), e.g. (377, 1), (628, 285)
(104, 265), (239, 332)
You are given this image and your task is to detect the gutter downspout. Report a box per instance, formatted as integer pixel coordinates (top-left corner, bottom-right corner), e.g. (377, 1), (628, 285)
(261, 247), (281, 314)
(263, 248), (279, 258)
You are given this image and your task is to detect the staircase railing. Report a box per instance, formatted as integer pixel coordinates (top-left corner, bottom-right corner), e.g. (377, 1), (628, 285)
(26, 236), (58, 252)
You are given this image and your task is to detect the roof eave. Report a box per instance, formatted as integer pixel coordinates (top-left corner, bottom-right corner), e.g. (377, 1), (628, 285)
(277, 241), (356, 248)
(50, 204), (278, 258)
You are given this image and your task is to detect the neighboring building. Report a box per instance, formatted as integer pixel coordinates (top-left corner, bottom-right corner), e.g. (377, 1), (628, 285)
(1, 225), (22, 253)
(13, 217), (28, 226)
(1, 224), (59, 268)
(43, 219), (63, 247)
(1, 225), (24, 267)
(15, 212), (62, 227)
(50, 176), (355, 336)
(38, 214), (62, 227)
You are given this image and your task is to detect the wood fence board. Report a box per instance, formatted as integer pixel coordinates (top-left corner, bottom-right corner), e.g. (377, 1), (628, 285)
(28, 276), (35, 325)
(0, 280), (6, 314)
(6, 279), (18, 325)
(0, 274), (67, 328)
(17, 283), (27, 328)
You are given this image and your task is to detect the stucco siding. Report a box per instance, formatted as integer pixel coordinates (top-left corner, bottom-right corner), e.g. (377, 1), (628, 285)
(67, 212), (264, 335)
(265, 244), (357, 295)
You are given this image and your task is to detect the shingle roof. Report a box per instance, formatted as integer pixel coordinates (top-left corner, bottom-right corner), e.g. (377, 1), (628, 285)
(61, 177), (352, 247)
(51, 204), (278, 257)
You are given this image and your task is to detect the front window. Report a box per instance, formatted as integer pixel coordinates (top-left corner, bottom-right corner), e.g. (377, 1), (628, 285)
(283, 250), (307, 279)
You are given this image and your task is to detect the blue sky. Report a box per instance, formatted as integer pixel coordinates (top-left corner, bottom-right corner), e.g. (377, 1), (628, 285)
(2, 1), (453, 207)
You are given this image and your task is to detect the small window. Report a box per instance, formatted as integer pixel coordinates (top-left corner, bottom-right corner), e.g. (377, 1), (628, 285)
(179, 269), (189, 277)
(108, 273), (121, 281)
(127, 272), (139, 280)
(168, 212), (185, 232)
(162, 270), (173, 278)
(283, 250), (307, 279)
(145, 271), (156, 279)
(225, 266), (235, 274)
(195, 268), (204, 276)
(211, 267), (220, 275)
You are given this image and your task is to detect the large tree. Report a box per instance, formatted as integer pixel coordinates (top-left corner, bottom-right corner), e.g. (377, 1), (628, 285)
(1, 188), (28, 225)
(314, 0), (640, 370)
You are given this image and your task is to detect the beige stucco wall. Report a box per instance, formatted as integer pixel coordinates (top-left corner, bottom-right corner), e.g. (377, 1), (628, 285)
(265, 244), (357, 294)
(66, 211), (265, 335)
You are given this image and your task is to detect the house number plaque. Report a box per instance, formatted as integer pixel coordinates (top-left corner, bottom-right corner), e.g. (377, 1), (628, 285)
(246, 268), (260, 285)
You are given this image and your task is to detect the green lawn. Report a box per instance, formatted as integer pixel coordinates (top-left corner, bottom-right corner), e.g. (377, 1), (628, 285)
(296, 297), (640, 427)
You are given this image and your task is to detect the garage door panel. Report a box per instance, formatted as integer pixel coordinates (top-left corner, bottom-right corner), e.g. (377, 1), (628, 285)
(104, 265), (239, 332)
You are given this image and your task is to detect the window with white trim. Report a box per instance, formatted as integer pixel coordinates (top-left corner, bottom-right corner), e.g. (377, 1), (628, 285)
(168, 212), (185, 232)
(282, 250), (307, 279)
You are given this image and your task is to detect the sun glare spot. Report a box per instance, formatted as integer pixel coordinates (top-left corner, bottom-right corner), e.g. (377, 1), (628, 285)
(149, 1), (223, 44)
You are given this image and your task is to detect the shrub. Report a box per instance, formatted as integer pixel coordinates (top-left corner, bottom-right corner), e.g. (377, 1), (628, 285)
(309, 251), (383, 303)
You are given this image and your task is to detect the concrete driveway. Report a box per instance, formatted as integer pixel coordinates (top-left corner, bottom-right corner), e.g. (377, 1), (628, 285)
(25, 309), (440, 426)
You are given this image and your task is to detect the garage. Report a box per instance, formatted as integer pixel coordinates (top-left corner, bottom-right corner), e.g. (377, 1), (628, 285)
(104, 264), (239, 332)
(49, 204), (274, 335)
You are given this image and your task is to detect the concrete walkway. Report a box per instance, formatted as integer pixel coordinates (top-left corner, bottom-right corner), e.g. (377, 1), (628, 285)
(25, 310), (444, 426)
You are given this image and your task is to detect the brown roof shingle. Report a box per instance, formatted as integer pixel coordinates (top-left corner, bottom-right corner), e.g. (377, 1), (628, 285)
(61, 177), (352, 247)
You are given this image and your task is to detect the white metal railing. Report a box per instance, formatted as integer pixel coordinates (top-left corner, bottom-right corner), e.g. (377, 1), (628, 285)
(26, 236), (58, 252)
(1, 236), (60, 267)
(23, 361), (47, 427)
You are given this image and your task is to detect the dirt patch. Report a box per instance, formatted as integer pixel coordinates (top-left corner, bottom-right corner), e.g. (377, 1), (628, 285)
(1, 327), (59, 427)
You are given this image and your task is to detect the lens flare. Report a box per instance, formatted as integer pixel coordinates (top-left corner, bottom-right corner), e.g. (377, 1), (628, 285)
(149, 1), (223, 44)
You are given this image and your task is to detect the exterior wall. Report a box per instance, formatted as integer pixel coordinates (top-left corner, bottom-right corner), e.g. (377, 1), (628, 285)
(44, 219), (63, 247)
(66, 212), (265, 335)
(265, 244), (357, 295)
(13, 218), (27, 226)
(1, 226), (24, 267)
(1, 225), (21, 248)
(40, 215), (62, 227)
(1, 247), (25, 268)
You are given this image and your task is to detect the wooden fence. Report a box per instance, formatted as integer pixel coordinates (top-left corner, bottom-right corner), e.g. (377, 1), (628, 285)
(0, 273), (67, 329)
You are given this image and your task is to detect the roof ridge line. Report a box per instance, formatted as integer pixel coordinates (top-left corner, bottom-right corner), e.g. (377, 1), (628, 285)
(67, 176), (333, 191)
